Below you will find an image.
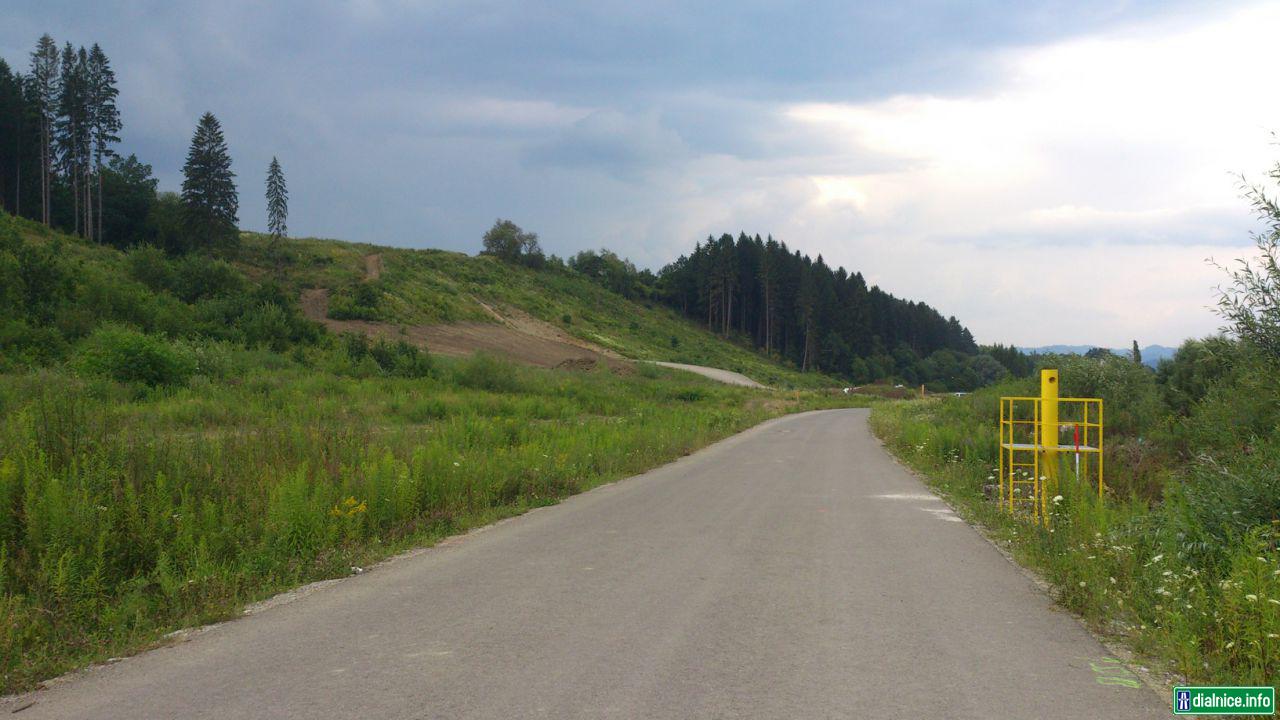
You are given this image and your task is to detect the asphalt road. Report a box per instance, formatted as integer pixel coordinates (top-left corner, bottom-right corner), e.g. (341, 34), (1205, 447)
(651, 361), (765, 388)
(5, 409), (1166, 719)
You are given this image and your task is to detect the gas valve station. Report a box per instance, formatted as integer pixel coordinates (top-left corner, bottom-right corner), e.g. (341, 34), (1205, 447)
(998, 369), (1104, 525)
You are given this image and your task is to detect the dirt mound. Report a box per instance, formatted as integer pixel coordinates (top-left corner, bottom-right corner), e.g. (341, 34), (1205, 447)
(299, 287), (628, 370)
(555, 357), (599, 372)
(364, 254), (382, 280)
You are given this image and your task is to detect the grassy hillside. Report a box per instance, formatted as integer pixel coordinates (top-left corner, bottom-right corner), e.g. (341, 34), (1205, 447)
(235, 232), (837, 389)
(0, 212), (863, 692)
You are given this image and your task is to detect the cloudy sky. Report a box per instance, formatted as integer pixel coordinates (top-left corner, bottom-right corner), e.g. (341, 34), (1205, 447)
(5, 1), (1278, 347)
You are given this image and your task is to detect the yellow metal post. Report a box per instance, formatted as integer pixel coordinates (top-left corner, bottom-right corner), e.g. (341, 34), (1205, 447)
(1040, 369), (1059, 522)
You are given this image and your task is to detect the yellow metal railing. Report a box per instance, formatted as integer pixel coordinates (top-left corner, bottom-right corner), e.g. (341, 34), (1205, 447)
(998, 369), (1103, 525)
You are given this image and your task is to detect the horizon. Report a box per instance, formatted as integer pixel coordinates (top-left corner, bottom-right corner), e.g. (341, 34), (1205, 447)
(4, 1), (1276, 347)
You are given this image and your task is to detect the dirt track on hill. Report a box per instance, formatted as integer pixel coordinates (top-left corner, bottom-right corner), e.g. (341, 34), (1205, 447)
(299, 287), (627, 370)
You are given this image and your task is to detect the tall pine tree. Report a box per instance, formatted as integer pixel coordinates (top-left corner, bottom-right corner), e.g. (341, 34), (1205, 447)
(28, 34), (58, 226)
(87, 44), (120, 243)
(0, 59), (32, 215)
(181, 112), (238, 253)
(265, 156), (287, 239)
(54, 43), (91, 238)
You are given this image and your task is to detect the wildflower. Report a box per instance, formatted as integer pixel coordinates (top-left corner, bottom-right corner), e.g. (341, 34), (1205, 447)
(1079, 581), (1087, 587)
(1226, 641), (1235, 649)
(1269, 599), (1280, 606)
(1052, 495), (1064, 504)
(1109, 577), (1117, 584)
(453, 462), (461, 467)
(1269, 633), (1279, 639)
(1162, 570), (1172, 577)
(1246, 594), (1258, 602)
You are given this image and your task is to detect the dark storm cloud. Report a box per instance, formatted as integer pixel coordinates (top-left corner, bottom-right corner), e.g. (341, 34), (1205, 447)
(1, 0), (1263, 346)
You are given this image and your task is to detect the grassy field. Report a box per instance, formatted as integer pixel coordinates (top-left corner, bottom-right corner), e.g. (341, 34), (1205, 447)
(0, 211), (866, 692)
(236, 232), (836, 389)
(869, 359), (1279, 686)
(0, 350), (865, 693)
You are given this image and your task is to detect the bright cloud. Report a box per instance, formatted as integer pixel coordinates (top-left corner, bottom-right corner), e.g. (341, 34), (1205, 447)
(774, 3), (1280, 345)
(4, 0), (1273, 348)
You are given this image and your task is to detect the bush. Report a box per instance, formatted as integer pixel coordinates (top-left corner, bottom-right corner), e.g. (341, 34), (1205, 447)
(1054, 354), (1161, 437)
(125, 245), (175, 292)
(335, 333), (432, 378)
(1157, 336), (1238, 416)
(172, 254), (245, 302)
(328, 281), (383, 321)
(453, 353), (523, 393)
(0, 320), (68, 369)
(73, 325), (194, 387)
(370, 339), (433, 378)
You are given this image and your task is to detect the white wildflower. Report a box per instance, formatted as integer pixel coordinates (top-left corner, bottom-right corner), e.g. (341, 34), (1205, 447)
(1246, 594), (1258, 602)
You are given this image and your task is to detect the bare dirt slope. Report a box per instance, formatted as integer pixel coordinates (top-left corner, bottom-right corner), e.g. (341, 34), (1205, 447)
(299, 286), (626, 370)
(364, 253), (382, 280)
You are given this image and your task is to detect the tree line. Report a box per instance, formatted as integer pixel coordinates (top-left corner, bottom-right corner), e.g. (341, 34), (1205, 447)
(0, 33), (287, 255)
(658, 233), (978, 377)
(480, 221), (1034, 388)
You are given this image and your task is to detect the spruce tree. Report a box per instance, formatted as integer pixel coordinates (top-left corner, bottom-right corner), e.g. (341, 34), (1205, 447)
(181, 112), (238, 253)
(54, 43), (90, 237)
(0, 60), (27, 215)
(87, 44), (121, 243)
(28, 34), (58, 226)
(265, 156), (287, 239)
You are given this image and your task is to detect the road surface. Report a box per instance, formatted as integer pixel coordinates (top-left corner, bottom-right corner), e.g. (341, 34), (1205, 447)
(651, 361), (765, 388)
(4, 409), (1165, 719)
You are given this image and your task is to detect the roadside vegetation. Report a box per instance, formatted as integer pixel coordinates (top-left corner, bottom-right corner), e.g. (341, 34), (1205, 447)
(871, 171), (1280, 686)
(0, 210), (868, 692)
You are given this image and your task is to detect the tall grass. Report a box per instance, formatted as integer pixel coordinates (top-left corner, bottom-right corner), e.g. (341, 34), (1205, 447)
(0, 350), (862, 693)
(870, 387), (1279, 686)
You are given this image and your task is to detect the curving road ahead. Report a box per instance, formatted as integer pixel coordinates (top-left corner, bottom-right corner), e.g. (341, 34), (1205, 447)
(3, 409), (1165, 719)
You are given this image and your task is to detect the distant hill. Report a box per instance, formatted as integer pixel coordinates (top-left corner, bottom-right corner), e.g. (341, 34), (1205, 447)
(1017, 344), (1178, 368)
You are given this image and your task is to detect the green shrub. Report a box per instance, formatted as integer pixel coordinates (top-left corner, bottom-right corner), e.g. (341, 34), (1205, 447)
(453, 353), (523, 393)
(73, 325), (194, 387)
(125, 245), (175, 292)
(172, 255), (245, 302)
(370, 339), (433, 378)
(0, 320), (68, 369)
(328, 281), (384, 321)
